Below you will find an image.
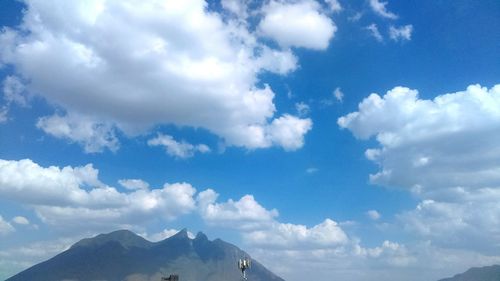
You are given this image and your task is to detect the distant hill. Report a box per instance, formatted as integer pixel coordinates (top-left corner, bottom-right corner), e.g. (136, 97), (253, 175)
(438, 265), (500, 281)
(6, 229), (285, 281)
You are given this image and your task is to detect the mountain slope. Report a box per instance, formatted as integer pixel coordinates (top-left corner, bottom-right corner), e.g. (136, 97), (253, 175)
(6, 229), (284, 281)
(438, 265), (500, 281)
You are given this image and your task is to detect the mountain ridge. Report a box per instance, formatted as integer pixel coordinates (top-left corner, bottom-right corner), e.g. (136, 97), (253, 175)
(7, 229), (284, 281)
(438, 264), (500, 281)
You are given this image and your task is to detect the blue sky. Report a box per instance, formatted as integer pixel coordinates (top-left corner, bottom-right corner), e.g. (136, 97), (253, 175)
(0, 0), (499, 280)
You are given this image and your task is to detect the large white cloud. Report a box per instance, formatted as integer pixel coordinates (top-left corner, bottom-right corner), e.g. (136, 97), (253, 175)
(339, 84), (500, 191)
(0, 159), (197, 229)
(0, 0), (315, 152)
(339, 83), (500, 254)
(258, 0), (336, 50)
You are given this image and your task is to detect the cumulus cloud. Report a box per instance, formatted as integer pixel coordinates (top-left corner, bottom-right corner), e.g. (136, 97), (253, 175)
(0, 159), (197, 230)
(398, 187), (500, 251)
(197, 189), (278, 230)
(366, 23), (383, 42)
(369, 0), (398, 19)
(259, 0), (336, 50)
(266, 114), (313, 151)
(339, 83), (500, 253)
(36, 114), (119, 153)
(389, 25), (413, 41)
(118, 179), (150, 190)
(0, 0), (314, 152)
(339, 84), (500, 191)
(250, 236), (417, 281)
(148, 134), (210, 158)
(245, 219), (349, 249)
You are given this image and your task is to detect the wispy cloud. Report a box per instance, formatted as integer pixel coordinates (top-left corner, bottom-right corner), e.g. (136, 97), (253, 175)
(389, 25), (413, 41)
(366, 23), (383, 42)
(369, 0), (398, 19)
(148, 134), (210, 159)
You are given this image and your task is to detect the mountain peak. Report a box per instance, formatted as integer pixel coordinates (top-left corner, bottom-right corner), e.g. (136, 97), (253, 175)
(170, 228), (190, 239)
(195, 231), (208, 241)
(72, 229), (151, 249)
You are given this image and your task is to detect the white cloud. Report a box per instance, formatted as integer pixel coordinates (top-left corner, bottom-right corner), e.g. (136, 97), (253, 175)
(295, 102), (310, 117)
(221, 0), (249, 19)
(0, 215), (14, 235)
(334, 87), (344, 102)
(0, 0), (313, 152)
(398, 187), (500, 251)
(12, 216), (29, 225)
(266, 114), (313, 151)
(36, 114), (119, 153)
(0, 159), (198, 230)
(250, 237), (417, 281)
(259, 0), (336, 50)
(118, 179), (150, 190)
(338, 84), (500, 191)
(339, 83), (500, 256)
(3, 76), (27, 107)
(148, 134), (210, 158)
(369, 0), (398, 19)
(366, 23), (383, 42)
(389, 25), (413, 41)
(245, 219), (349, 249)
(256, 46), (298, 75)
(321, 87), (344, 106)
(325, 0), (342, 13)
(198, 189), (278, 230)
(366, 210), (381, 220)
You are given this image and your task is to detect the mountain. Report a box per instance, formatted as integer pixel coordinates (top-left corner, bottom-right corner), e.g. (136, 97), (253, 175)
(6, 229), (285, 281)
(438, 265), (500, 281)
